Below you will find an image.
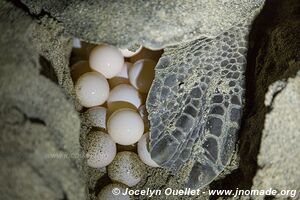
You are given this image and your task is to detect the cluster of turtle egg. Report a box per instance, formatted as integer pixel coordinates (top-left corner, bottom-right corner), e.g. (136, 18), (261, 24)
(71, 39), (162, 199)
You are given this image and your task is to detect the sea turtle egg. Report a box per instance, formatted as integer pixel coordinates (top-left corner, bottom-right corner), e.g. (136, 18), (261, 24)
(107, 84), (142, 112)
(84, 106), (107, 130)
(97, 183), (131, 200)
(89, 44), (124, 78)
(108, 62), (132, 88)
(75, 72), (109, 107)
(108, 151), (146, 187)
(107, 109), (144, 145)
(86, 131), (116, 168)
(137, 132), (160, 167)
(129, 59), (156, 93)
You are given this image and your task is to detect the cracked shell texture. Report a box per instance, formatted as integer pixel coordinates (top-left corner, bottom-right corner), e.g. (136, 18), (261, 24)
(21, 0), (264, 49)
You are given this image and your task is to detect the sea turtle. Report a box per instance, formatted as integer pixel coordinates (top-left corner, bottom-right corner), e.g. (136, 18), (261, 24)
(20, 0), (265, 190)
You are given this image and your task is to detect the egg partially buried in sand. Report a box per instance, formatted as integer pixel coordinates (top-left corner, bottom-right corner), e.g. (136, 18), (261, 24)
(97, 183), (131, 200)
(108, 151), (146, 187)
(86, 131), (116, 168)
(84, 106), (107, 130)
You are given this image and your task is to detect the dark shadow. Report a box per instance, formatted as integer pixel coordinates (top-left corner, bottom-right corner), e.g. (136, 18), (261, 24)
(210, 0), (300, 195)
(28, 117), (46, 125)
(264, 195), (276, 200)
(60, 192), (69, 200)
(39, 55), (59, 84)
(93, 173), (112, 197)
(236, 0), (280, 190)
(239, 0), (300, 190)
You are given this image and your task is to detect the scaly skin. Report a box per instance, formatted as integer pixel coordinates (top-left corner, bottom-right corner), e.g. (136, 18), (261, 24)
(147, 10), (260, 189)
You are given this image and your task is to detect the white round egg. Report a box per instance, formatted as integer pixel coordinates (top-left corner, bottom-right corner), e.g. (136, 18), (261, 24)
(107, 84), (142, 110)
(98, 183), (131, 200)
(108, 62), (132, 88)
(129, 59), (156, 93)
(137, 132), (160, 167)
(86, 131), (116, 168)
(84, 106), (107, 130)
(108, 151), (146, 187)
(119, 45), (142, 58)
(71, 60), (91, 81)
(107, 109), (144, 145)
(75, 72), (109, 107)
(89, 44), (124, 78)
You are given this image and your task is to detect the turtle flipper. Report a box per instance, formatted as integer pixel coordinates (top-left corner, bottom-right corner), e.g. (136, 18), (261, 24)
(147, 12), (256, 189)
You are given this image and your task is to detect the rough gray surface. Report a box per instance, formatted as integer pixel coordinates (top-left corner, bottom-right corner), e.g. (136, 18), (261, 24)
(252, 74), (300, 199)
(30, 16), (75, 99)
(147, 9), (260, 189)
(0, 2), (85, 200)
(21, 0), (264, 49)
